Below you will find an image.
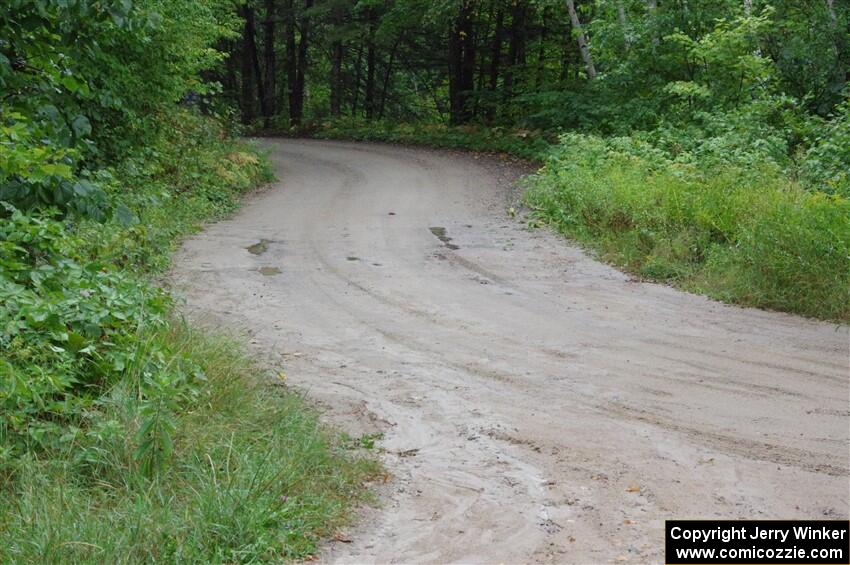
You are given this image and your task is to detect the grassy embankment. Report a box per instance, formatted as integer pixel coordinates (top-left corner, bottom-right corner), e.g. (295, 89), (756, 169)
(1, 112), (379, 562)
(310, 119), (849, 321)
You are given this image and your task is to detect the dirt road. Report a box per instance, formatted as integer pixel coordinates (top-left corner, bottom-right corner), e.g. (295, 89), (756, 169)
(172, 139), (849, 564)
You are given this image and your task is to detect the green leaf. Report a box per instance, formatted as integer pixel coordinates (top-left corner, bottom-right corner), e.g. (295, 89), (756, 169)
(114, 203), (138, 227)
(71, 115), (92, 138)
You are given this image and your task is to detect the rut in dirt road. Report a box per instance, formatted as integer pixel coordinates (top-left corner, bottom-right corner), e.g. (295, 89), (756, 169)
(172, 140), (850, 564)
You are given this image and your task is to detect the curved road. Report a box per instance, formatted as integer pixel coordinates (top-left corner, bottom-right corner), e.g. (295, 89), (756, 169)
(173, 140), (849, 564)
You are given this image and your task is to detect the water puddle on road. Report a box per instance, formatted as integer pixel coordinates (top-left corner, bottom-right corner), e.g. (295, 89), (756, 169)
(429, 227), (460, 250)
(246, 239), (272, 255)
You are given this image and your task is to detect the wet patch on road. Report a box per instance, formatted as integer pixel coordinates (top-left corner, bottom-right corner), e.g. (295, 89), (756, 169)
(429, 226), (460, 250)
(246, 239), (272, 255)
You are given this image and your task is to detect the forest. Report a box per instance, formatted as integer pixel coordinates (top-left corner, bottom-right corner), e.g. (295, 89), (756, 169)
(228, 0), (847, 132)
(1, 0), (849, 562)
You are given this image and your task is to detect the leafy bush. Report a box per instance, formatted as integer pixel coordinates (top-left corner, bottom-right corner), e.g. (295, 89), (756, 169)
(801, 102), (850, 197)
(0, 111), (269, 464)
(0, 207), (171, 456)
(0, 0), (240, 212)
(525, 133), (850, 320)
(311, 118), (552, 160)
(1, 111), (378, 560)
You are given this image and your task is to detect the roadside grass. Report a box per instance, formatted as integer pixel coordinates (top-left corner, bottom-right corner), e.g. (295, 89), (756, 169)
(1, 110), (380, 562)
(307, 120), (850, 322)
(1, 324), (379, 563)
(524, 134), (850, 321)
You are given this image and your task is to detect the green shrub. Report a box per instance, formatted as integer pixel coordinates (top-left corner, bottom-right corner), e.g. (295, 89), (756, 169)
(1, 112), (271, 460)
(1, 111), (377, 560)
(525, 133), (850, 320)
(0, 326), (378, 563)
(311, 118), (552, 160)
(801, 102), (850, 198)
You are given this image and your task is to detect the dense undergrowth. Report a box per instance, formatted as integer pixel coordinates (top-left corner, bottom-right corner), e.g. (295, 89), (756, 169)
(312, 116), (850, 322)
(0, 112), (378, 561)
(2, 325), (377, 562)
(311, 118), (552, 161)
(526, 133), (850, 321)
(3, 1), (380, 559)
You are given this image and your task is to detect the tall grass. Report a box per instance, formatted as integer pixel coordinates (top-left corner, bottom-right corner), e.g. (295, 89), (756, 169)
(525, 134), (850, 320)
(0, 324), (379, 563)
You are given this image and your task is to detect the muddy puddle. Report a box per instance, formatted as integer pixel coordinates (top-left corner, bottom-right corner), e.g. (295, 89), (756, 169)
(429, 226), (460, 250)
(257, 266), (281, 276)
(246, 239), (272, 255)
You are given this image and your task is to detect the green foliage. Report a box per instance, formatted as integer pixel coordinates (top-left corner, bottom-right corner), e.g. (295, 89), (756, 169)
(2, 0), (376, 559)
(525, 133), (850, 320)
(0, 326), (379, 563)
(801, 102), (850, 197)
(0, 207), (172, 455)
(1, 110), (377, 560)
(0, 0), (240, 212)
(312, 117), (552, 160)
(0, 111), (270, 462)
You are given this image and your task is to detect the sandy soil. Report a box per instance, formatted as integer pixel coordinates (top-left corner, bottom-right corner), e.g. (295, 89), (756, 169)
(171, 139), (850, 564)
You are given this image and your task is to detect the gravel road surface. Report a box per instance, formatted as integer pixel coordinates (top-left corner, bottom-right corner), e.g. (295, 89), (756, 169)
(172, 139), (849, 564)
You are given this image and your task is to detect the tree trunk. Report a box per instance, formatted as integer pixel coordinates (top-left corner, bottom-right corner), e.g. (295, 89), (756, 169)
(489, 7), (503, 92)
(364, 11), (377, 119)
(263, 0), (277, 124)
(290, 0), (312, 126)
(378, 39), (400, 119)
(285, 0), (297, 123)
(449, 0), (476, 124)
(826, 0), (838, 27)
(537, 9), (548, 86)
(351, 42), (364, 115)
(618, 0), (631, 50)
(246, 7), (268, 118)
(241, 6), (266, 123)
(647, 0), (659, 53)
(330, 40), (344, 117)
(459, 0), (476, 121)
(564, 0), (596, 80)
(240, 34), (256, 123)
(504, 0), (527, 95)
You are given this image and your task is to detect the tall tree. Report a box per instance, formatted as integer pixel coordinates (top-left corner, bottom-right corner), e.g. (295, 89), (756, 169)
(646, 0), (659, 52)
(564, 0), (596, 79)
(617, 0), (631, 50)
(449, 0), (477, 124)
(291, 0), (313, 125)
(263, 0), (277, 123)
(240, 5), (261, 123)
(364, 8), (377, 119)
(488, 5), (504, 92)
(330, 40), (344, 117)
(504, 0), (528, 95)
